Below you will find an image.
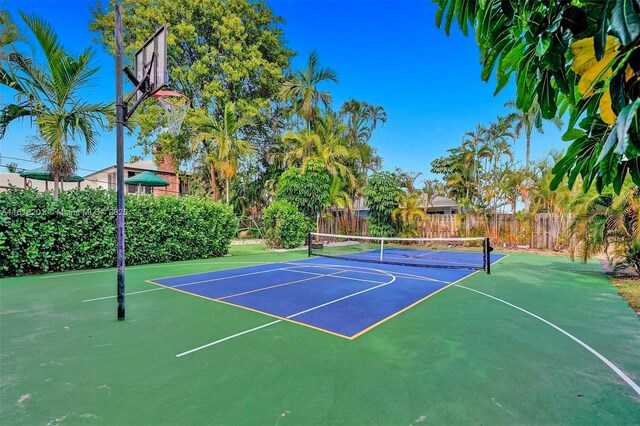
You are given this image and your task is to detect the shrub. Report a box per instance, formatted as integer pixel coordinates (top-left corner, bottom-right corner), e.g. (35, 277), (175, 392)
(262, 200), (311, 249)
(0, 188), (237, 277)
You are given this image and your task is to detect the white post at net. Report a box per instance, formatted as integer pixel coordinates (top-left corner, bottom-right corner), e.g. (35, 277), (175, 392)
(379, 238), (384, 262)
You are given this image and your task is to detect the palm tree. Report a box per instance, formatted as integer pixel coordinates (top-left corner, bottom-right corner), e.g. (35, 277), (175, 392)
(314, 112), (356, 187)
(506, 99), (563, 211)
(340, 99), (385, 187)
(281, 112), (356, 188)
(0, 13), (110, 198)
(422, 179), (443, 210)
(281, 129), (322, 168)
(568, 180), (639, 273)
(392, 191), (427, 237)
(460, 124), (490, 184)
(192, 102), (255, 202)
(0, 10), (24, 63)
(279, 51), (338, 134)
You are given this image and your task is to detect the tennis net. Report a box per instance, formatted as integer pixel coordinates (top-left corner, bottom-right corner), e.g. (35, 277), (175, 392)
(308, 232), (492, 273)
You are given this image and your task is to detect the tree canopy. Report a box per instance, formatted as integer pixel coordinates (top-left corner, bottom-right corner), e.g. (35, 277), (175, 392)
(434, 0), (640, 194)
(90, 0), (294, 163)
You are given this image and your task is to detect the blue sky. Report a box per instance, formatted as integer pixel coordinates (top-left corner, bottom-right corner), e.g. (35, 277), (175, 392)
(0, 0), (566, 179)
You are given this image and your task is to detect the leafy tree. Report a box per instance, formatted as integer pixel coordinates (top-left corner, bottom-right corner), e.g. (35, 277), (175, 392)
(90, 0), (293, 164)
(431, 147), (470, 201)
(363, 171), (402, 237)
(191, 102), (254, 202)
(275, 159), (331, 222)
(279, 51), (338, 134)
(0, 13), (110, 198)
(434, 0), (640, 193)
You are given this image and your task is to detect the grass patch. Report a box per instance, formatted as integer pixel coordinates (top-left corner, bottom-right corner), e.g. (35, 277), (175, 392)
(611, 276), (640, 316)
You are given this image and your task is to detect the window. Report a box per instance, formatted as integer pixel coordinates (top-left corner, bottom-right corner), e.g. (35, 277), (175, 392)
(108, 173), (116, 190)
(180, 180), (190, 196)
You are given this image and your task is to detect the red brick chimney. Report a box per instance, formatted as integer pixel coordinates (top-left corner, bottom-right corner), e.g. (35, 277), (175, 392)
(156, 154), (179, 196)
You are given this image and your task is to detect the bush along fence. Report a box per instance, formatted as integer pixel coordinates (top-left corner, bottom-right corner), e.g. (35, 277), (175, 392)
(318, 212), (571, 251)
(0, 188), (238, 277)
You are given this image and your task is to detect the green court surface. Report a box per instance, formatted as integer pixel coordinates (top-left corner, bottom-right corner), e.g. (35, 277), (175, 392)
(1, 245), (639, 425)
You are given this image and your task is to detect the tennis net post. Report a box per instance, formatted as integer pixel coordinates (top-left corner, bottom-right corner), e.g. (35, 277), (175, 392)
(484, 237), (491, 275)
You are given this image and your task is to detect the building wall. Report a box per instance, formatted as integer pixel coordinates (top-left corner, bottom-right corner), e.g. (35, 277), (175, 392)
(0, 172), (83, 192)
(156, 155), (180, 196)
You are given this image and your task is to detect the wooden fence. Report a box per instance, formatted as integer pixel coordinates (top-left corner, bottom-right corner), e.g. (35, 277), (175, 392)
(318, 212), (571, 251)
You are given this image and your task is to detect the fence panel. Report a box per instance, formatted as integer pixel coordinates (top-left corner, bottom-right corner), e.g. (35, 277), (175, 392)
(318, 212), (570, 250)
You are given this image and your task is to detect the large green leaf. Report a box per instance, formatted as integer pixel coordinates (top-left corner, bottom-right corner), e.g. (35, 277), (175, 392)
(536, 71), (557, 119)
(536, 35), (551, 57)
(611, 0), (640, 45)
(562, 128), (587, 141)
(595, 0), (611, 60)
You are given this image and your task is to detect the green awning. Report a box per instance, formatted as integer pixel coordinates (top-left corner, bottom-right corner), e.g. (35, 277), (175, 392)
(19, 167), (84, 182)
(124, 171), (170, 187)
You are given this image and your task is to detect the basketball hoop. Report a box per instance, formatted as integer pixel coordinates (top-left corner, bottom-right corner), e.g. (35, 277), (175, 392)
(152, 90), (191, 136)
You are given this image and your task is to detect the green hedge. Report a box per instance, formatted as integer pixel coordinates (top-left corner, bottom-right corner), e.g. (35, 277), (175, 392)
(0, 188), (237, 277)
(263, 200), (311, 249)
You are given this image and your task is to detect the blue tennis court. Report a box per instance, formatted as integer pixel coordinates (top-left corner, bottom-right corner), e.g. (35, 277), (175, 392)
(149, 254), (506, 339)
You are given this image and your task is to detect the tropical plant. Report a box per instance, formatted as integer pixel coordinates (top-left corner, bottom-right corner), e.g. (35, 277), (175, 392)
(0, 13), (110, 199)
(279, 51), (338, 133)
(568, 179), (639, 273)
(191, 102), (255, 202)
(0, 10), (23, 63)
(392, 191), (427, 237)
(433, 0), (640, 193)
(340, 99), (386, 183)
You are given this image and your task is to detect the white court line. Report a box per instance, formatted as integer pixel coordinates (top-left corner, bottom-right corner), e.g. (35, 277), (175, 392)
(217, 270), (348, 300)
(280, 267), (387, 285)
(456, 284), (640, 397)
(283, 262), (450, 284)
(82, 287), (165, 302)
(175, 268), (397, 357)
(176, 320), (283, 357)
(82, 266), (294, 302)
(82, 264), (385, 303)
(43, 261), (275, 279)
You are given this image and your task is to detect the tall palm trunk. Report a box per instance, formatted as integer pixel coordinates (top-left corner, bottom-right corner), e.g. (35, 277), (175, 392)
(209, 164), (219, 200)
(53, 171), (60, 199)
(524, 131), (532, 212)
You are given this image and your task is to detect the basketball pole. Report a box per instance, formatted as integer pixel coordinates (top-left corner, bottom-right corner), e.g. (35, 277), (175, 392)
(115, 2), (126, 320)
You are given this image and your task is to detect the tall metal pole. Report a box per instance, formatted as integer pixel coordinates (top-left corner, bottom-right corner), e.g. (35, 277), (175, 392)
(115, 2), (126, 320)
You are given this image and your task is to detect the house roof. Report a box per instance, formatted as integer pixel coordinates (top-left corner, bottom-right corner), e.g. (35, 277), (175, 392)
(426, 195), (458, 208)
(83, 160), (190, 179)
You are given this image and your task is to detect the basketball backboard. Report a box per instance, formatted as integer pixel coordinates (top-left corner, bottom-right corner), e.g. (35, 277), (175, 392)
(134, 24), (168, 100)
